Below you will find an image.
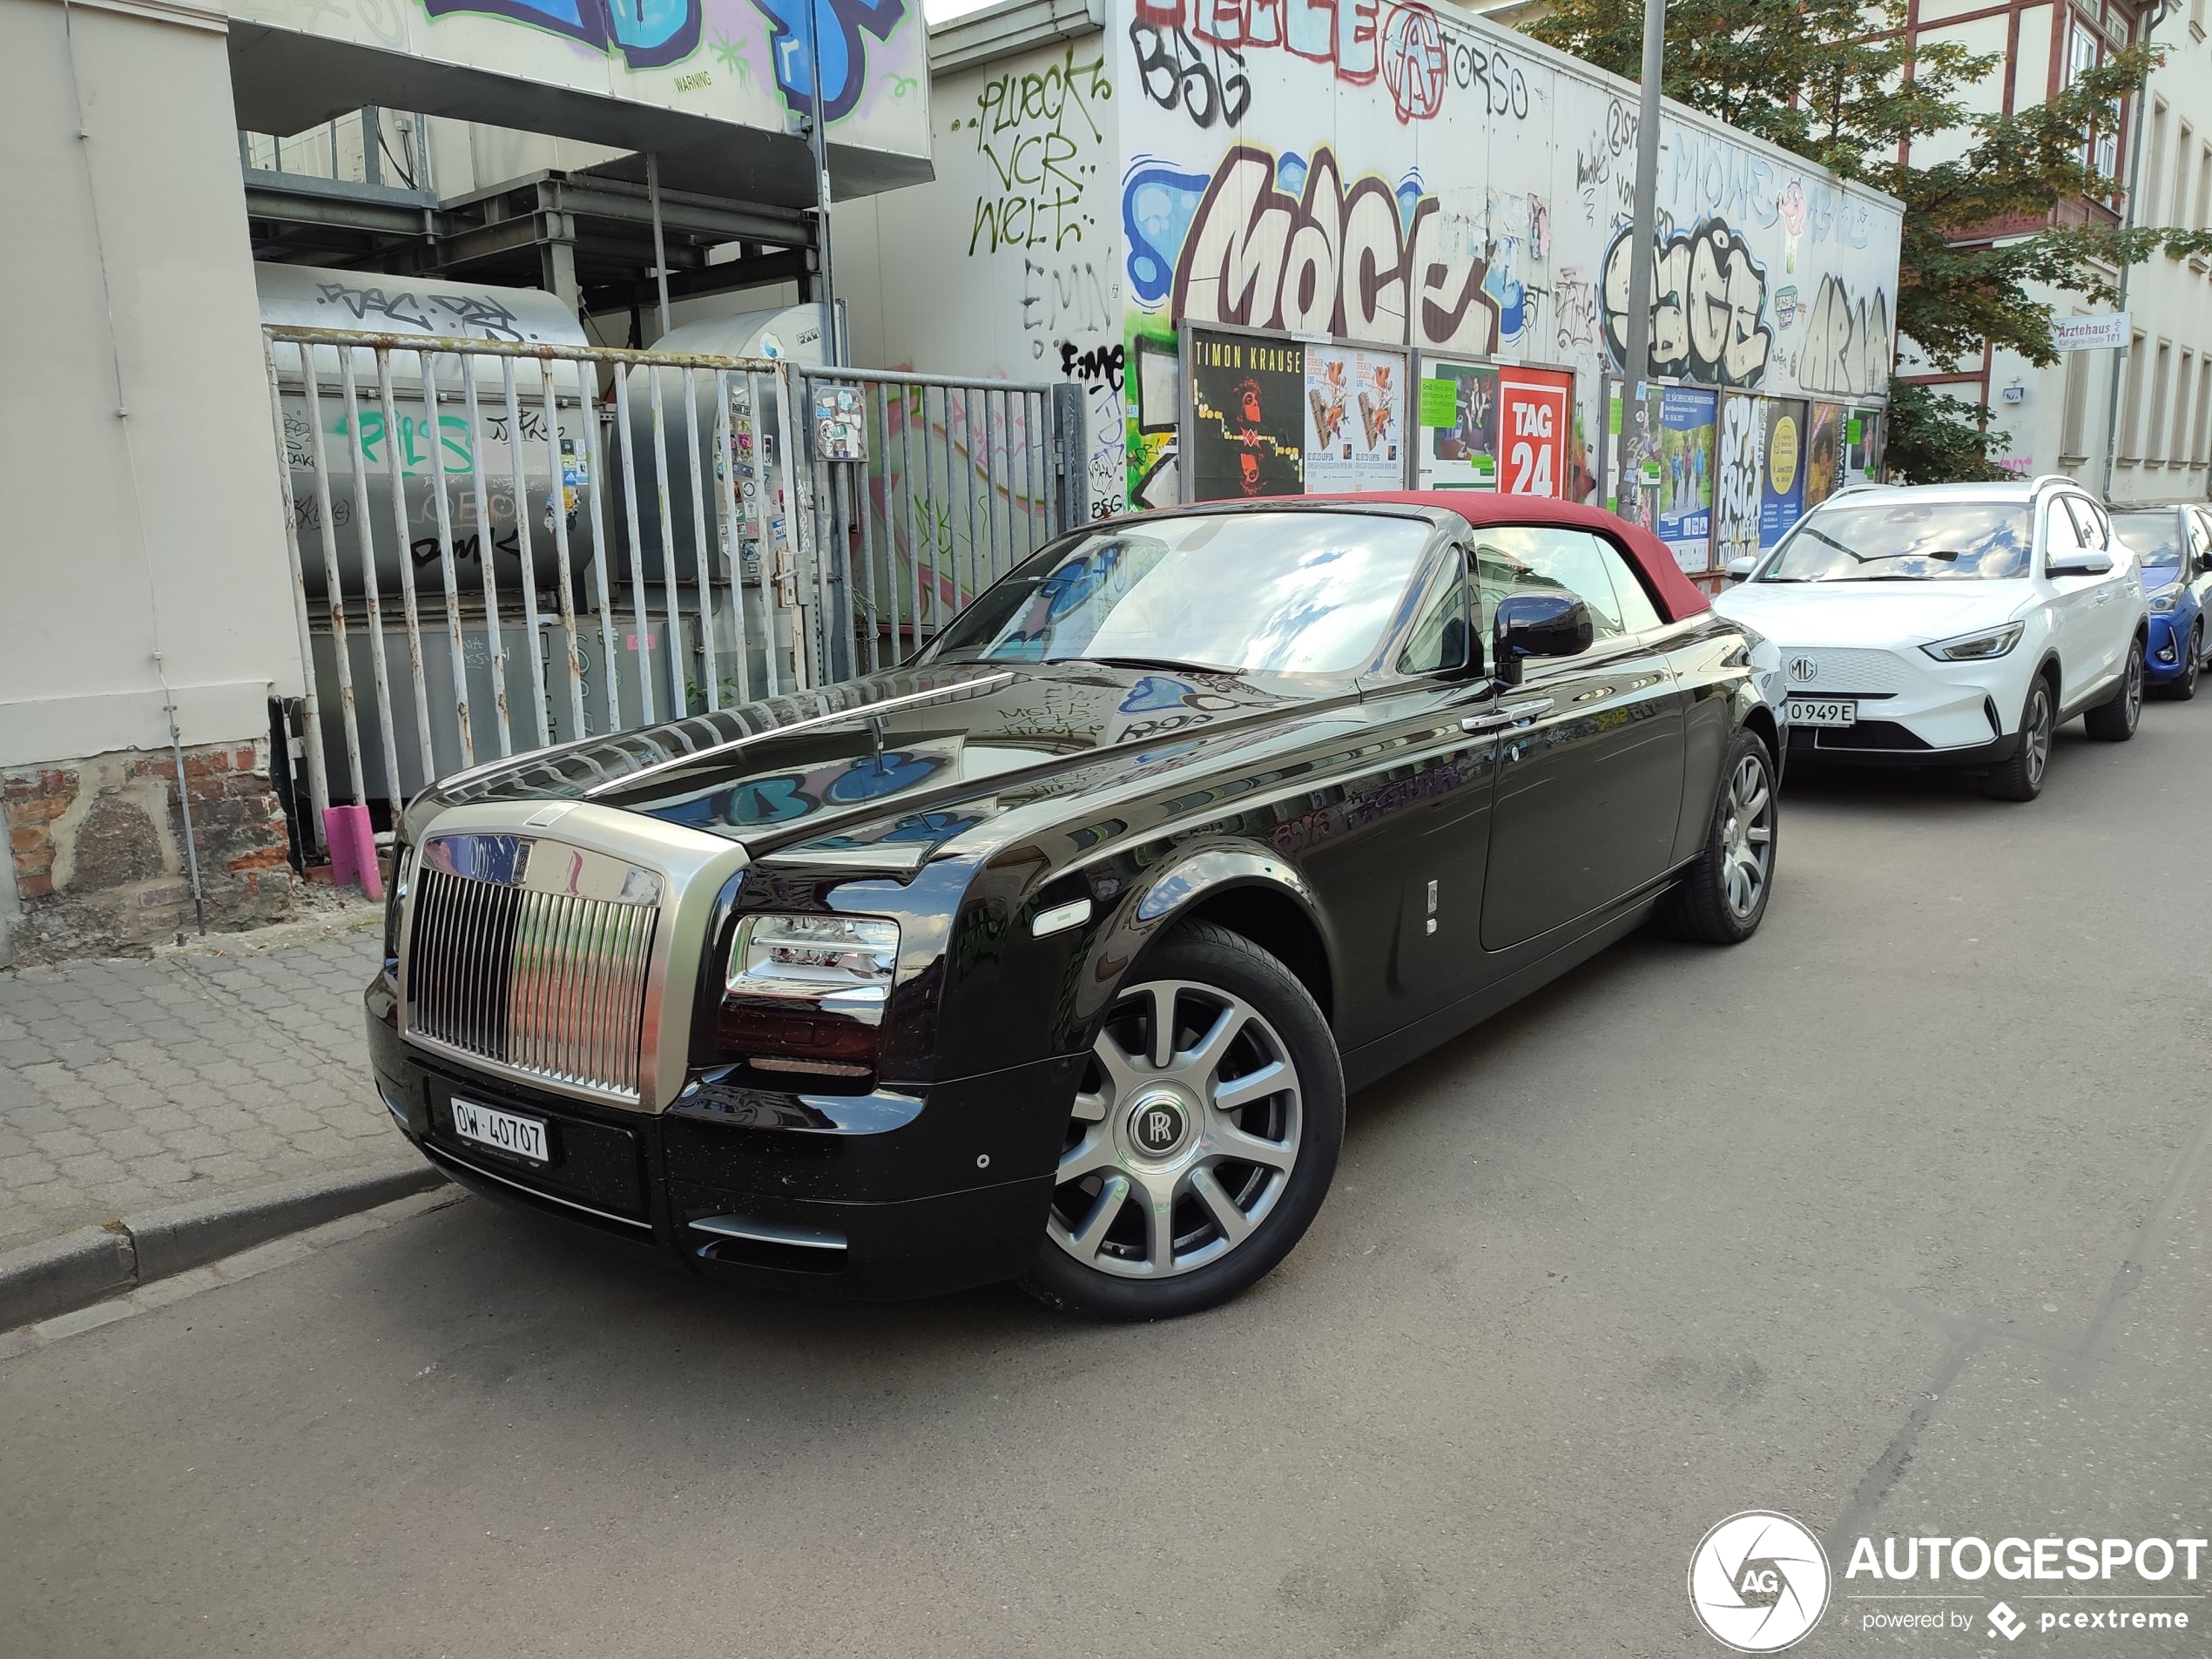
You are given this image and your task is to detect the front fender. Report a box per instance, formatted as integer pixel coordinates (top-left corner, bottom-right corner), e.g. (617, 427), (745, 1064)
(1068, 840), (1337, 1042)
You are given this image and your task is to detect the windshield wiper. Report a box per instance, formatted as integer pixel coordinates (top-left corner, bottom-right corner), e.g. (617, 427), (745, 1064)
(1057, 654), (1244, 677)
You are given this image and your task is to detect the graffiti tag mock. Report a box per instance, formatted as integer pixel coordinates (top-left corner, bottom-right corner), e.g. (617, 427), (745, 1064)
(421, 0), (703, 70)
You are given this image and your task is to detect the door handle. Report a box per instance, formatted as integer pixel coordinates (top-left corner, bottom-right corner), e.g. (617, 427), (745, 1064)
(1460, 698), (1554, 733)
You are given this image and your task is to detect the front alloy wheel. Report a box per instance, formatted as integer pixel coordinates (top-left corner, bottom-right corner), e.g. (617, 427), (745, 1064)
(1985, 676), (2053, 800)
(1021, 921), (1344, 1320)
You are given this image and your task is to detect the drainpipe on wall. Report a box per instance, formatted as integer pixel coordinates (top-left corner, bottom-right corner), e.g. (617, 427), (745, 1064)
(806, 0), (842, 366)
(2100, 0), (2168, 499)
(1615, 0), (1667, 523)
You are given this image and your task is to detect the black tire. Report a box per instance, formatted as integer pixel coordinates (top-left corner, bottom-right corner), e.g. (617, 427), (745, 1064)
(1654, 726), (1777, 945)
(1017, 921), (1345, 1321)
(1983, 671), (2055, 801)
(2161, 624), (2200, 700)
(2084, 637), (2145, 741)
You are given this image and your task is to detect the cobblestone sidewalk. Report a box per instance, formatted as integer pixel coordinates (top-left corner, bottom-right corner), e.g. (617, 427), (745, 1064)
(0, 907), (401, 1251)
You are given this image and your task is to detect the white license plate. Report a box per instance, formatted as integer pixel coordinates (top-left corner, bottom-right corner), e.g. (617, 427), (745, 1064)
(1785, 697), (1858, 728)
(451, 1098), (550, 1164)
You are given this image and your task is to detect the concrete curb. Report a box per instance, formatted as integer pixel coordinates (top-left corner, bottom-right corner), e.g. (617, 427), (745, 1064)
(0, 1157), (447, 1332)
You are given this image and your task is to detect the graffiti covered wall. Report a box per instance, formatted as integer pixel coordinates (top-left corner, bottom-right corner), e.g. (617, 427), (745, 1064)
(1110, 0), (1903, 508)
(231, 0), (929, 159)
(838, 32), (1127, 520)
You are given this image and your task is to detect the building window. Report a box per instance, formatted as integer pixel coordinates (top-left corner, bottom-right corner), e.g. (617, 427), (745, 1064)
(2061, 346), (2091, 459)
(2150, 342), (2173, 463)
(2068, 21), (2119, 179)
(2199, 365), (2212, 465)
(2177, 351), (2198, 468)
(2121, 331), (2149, 460)
(2147, 102), (2169, 224)
(2178, 125), (2196, 226)
(2199, 143), (2212, 232)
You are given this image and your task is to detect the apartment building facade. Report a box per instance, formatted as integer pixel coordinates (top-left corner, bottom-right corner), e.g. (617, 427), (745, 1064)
(1908, 0), (2212, 499)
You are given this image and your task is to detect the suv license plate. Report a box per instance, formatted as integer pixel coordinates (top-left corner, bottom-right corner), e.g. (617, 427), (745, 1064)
(451, 1098), (550, 1164)
(1785, 698), (1857, 728)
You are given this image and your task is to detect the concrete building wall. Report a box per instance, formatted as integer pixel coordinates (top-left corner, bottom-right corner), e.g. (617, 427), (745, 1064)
(0, 0), (302, 961)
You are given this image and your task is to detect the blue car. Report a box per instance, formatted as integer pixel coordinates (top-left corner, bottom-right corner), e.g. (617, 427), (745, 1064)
(2109, 504), (2212, 699)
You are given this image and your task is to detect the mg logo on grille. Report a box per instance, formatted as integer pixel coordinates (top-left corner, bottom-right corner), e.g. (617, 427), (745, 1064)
(1788, 657), (1819, 684)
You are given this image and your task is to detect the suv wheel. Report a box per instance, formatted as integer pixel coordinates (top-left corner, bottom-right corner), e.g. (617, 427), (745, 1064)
(2084, 639), (2145, 741)
(1021, 921), (1344, 1321)
(1984, 673), (2054, 800)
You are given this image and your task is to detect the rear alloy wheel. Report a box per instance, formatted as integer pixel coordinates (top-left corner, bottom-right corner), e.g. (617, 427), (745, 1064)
(1020, 921), (1343, 1320)
(1984, 674), (2054, 800)
(2084, 639), (2145, 740)
(1655, 729), (1776, 944)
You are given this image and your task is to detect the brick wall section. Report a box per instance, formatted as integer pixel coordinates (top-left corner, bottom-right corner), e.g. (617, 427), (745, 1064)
(2, 742), (294, 962)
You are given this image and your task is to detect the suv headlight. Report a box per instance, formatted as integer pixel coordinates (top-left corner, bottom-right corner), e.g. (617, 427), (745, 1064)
(725, 914), (899, 1023)
(2150, 588), (2180, 614)
(1921, 622), (2024, 661)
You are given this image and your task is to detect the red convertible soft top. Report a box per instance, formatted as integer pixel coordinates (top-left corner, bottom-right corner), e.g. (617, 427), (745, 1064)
(1305, 491), (1710, 625)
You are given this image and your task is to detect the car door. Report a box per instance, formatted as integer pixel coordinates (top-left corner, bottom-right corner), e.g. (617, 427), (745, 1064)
(2043, 494), (2107, 707)
(2069, 495), (2135, 686)
(2188, 510), (2212, 656)
(1350, 544), (1506, 1017)
(1474, 525), (1689, 954)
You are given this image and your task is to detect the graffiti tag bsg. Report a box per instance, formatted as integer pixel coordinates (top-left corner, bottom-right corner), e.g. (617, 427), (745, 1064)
(1602, 219), (1773, 389)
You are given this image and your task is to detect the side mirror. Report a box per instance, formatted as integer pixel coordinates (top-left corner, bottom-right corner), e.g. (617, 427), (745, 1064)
(1724, 555), (1759, 583)
(1494, 592), (1594, 685)
(2048, 549), (2114, 577)
(2196, 553), (2212, 577)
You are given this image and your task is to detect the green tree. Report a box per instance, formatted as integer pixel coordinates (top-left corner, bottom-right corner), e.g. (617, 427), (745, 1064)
(1531, 0), (2212, 480)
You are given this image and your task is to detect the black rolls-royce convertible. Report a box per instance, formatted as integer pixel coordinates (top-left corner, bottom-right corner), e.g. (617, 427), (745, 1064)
(367, 494), (1785, 1318)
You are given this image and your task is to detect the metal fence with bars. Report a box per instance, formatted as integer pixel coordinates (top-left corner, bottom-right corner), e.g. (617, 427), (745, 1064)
(260, 323), (1083, 856)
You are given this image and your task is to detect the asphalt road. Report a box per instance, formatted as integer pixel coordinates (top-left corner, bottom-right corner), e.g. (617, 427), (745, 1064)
(5, 704), (2209, 1659)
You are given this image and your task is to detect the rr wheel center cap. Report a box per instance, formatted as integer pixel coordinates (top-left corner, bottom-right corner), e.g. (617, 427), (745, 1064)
(1125, 1089), (1196, 1161)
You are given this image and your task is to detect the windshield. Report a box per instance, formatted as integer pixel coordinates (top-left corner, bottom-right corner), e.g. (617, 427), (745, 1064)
(915, 512), (1433, 677)
(2110, 510), (2184, 578)
(1759, 500), (2033, 583)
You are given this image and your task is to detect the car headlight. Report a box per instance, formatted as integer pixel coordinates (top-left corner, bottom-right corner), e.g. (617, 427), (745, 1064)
(725, 914), (899, 1023)
(1921, 622), (2024, 661)
(2150, 589), (2180, 614)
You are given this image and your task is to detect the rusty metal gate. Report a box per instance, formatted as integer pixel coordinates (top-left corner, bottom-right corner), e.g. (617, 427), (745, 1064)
(261, 324), (1083, 854)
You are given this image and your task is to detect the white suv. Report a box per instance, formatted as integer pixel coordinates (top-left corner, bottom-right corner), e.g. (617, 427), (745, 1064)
(1713, 478), (2149, 800)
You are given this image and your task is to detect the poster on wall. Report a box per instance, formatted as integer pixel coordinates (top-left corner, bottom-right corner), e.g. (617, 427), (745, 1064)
(1656, 387), (1717, 573)
(1609, 391), (1662, 524)
(1714, 394), (1767, 572)
(1845, 408), (1884, 486)
(1759, 399), (1810, 548)
(1804, 403), (1844, 508)
(1305, 345), (1409, 491)
(1186, 328), (1305, 501)
(1417, 361), (1502, 490)
(1500, 368), (1575, 498)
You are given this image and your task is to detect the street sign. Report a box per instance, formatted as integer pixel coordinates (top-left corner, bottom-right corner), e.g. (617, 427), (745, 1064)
(2053, 313), (2130, 353)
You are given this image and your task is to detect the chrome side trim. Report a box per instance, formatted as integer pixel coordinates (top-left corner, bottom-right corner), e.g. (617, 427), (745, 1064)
(687, 1214), (847, 1251)
(418, 1139), (653, 1231)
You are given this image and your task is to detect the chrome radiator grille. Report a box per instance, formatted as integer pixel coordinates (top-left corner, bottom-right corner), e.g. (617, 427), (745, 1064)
(404, 836), (662, 1102)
